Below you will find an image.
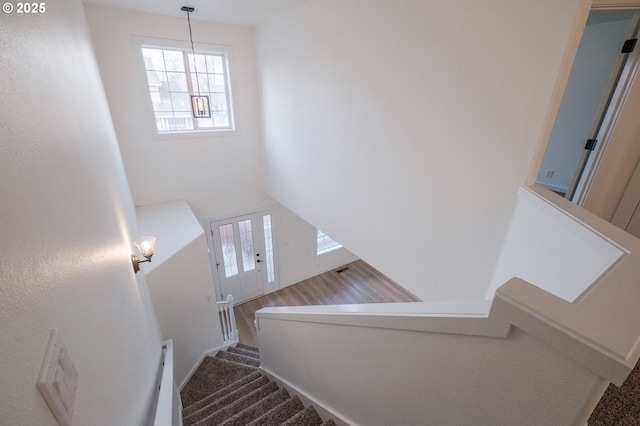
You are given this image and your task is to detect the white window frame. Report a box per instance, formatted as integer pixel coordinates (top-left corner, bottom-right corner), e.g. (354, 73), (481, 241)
(133, 36), (237, 138)
(315, 229), (343, 256)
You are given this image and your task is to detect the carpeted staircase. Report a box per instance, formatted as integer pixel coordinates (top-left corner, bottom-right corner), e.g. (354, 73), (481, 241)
(181, 344), (337, 425)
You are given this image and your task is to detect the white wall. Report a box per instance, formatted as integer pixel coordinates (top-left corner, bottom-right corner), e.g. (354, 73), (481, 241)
(536, 11), (634, 194)
(277, 206), (358, 287)
(84, 4), (356, 297)
(257, 319), (604, 426)
(256, 0), (584, 300)
(487, 187), (625, 301)
(136, 201), (225, 388)
(83, 4), (270, 221)
(0, 0), (163, 424)
(255, 181), (640, 424)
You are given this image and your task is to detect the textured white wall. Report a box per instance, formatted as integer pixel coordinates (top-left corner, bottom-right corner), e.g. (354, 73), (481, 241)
(83, 4), (271, 222)
(258, 320), (603, 426)
(257, 0), (584, 300)
(136, 201), (225, 388)
(85, 4), (357, 296)
(255, 181), (640, 424)
(277, 206), (358, 288)
(0, 0), (163, 424)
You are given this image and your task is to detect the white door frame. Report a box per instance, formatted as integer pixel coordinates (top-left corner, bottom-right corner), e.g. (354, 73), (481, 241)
(570, 12), (640, 204)
(209, 213), (264, 304)
(205, 206), (280, 302)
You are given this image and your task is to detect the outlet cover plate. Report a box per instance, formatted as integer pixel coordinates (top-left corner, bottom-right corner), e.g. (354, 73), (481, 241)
(37, 329), (78, 426)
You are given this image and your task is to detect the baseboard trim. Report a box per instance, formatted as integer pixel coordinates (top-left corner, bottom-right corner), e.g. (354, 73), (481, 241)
(260, 366), (355, 426)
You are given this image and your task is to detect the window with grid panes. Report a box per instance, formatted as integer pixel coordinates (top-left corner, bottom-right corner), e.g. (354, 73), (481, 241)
(316, 229), (343, 256)
(140, 44), (233, 133)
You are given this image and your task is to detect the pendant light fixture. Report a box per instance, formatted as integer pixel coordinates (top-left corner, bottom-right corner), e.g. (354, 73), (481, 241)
(182, 6), (211, 119)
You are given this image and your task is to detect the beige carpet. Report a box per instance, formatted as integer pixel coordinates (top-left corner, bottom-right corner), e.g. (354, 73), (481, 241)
(180, 344), (336, 426)
(589, 359), (640, 425)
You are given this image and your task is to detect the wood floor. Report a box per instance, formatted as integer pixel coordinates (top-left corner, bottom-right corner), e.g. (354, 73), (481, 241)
(232, 259), (421, 347)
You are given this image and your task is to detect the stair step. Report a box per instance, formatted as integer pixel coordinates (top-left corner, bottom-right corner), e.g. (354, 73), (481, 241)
(192, 381), (280, 425)
(182, 344), (338, 425)
(247, 395), (305, 426)
(281, 405), (324, 426)
(183, 371), (262, 416)
(236, 343), (259, 353)
(228, 346), (261, 359)
(220, 387), (290, 426)
(183, 375), (270, 425)
(181, 357), (259, 408)
(215, 349), (261, 368)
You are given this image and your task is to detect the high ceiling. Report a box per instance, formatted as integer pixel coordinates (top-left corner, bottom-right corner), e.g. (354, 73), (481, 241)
(82, 0), (309, 26)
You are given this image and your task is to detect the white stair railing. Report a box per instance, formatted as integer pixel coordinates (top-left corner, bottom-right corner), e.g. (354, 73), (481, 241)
(217, 294), (238, 343)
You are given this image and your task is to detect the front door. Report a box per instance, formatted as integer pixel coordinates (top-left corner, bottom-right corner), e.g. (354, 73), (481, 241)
(209, 213), (264, 304)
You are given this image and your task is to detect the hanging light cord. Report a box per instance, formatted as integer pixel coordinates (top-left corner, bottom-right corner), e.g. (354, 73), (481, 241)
(186, 10), (202, 96)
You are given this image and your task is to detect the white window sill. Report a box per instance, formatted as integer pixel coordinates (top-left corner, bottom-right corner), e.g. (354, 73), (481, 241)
(154, 128), (239, 140)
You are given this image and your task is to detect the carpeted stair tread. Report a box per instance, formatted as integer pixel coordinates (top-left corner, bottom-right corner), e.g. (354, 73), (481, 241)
(247, 395), (306, 426)
(219, 387), (291, 426)
(182, 346), (338, 425)
(215, 349), (261, 368)
(589, 357), (640, 425)
(192, 381), (280, 425)
(236, 343), (259, 353)
(228, 346), (261, 359)
(183, 371), (263, 416)
(280, 405), (324, 426)
(183, 375), (270, 424)
(181, 356), (259, 408)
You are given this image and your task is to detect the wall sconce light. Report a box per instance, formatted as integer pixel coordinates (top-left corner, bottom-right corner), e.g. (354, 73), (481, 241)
(132, 236), (156, 273)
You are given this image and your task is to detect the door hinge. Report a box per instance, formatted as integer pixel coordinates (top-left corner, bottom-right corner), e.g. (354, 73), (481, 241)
(622, 39), (637, 54)
(585, 139), (597, 151)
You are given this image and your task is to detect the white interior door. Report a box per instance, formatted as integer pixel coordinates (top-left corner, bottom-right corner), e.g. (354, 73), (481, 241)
(209, 213), (264, 304)
(571, 12), (640, 203)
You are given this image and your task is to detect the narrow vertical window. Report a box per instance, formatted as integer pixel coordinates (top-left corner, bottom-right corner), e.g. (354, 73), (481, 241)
(263, 215), (276, 283)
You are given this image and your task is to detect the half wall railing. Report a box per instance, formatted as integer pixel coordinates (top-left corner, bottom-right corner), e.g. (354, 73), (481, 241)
(254, 185), (640, 426)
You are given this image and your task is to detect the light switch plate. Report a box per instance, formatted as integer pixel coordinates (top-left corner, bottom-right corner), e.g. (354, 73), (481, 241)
(37, 329), (78, 426)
